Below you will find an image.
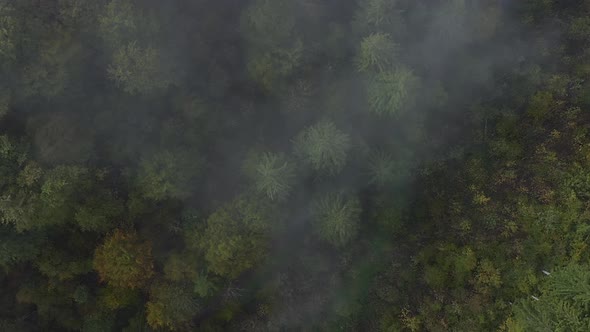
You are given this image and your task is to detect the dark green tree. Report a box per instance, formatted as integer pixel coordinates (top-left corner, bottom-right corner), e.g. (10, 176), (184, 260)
(136, 149), (202, 201)
(508, 264), (590, 331)
(75, 190), (124, 233)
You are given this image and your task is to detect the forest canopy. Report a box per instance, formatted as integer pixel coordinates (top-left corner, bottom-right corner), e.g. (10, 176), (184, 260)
(1, 0), (590, 331)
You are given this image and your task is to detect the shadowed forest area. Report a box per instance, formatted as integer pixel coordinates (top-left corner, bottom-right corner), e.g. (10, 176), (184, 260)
(2, 0), (590, 330)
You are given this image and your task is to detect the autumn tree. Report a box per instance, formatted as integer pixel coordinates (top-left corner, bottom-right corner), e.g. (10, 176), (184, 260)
(93, 229), (154, 289)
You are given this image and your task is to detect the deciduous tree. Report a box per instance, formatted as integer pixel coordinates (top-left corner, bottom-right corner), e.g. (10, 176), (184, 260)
(93, 229), (154, 289)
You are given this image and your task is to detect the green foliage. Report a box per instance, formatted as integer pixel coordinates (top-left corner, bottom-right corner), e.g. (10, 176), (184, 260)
(107, 42), (170, 95)
(0, 228), (43, 269)
(527, 90), (554, 123)
(0, 0), (588, 330)
(353, 0), (403, 35)
(29, 165), (93, 229)
(246, 42), (303, 93)
(242, 0), (297, 48)
(356, 33), (396, 73)
(98, 0), (157, 49)
(97, 285), (141, 310)
(82, 312), (115, 332)
(367, 68), (417, 116)
(0, 90), (9, 120)
(247, 152), (296, 201)
(0, 6), (16, 63)
(99, 0), (138, 48)
(75, 190), (124, 232)
(21, 33), (79, 99)
(311, 192), (361, 248)
(294, 120), (351, 175)
(72, 285), (89, 304)
(32, 113), (95, 165)
(568, 16), (590, 41)
(419, 243), (478, 290)
(136, 149), (201, 201)
(41, 166), (89, 208)
(200, 196), (273, 278)
(17, 161), (43, 187)
(163, 252), (199, 282)
(193, 273), (216, 298)
(146, 281), (199, 330)
(371, 193), (406, 234)
(509, 264), (590, 331)
(93, 229), (154, 289)
(241, 0), (303, 92)
(473, 259), (502, 294)
(37, 248), (92, 280)
(58, 0), (101, 28)
(16, 281), (82, 330)
(123, 312), (154, 332)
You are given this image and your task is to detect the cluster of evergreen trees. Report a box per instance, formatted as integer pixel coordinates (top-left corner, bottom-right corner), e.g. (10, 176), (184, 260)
(1, 0), (590, 330)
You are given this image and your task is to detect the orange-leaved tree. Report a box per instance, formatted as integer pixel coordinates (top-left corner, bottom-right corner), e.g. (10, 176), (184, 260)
(93, 229), (154, 289)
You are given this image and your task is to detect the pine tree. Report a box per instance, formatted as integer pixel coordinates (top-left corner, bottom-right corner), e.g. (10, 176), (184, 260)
(247, 152), (296, 201)
(367, 68), (417, 116)
(509, 264), (590, 331)
(311, 192), (361, 248)
(356, 33), (396, 73)
(294, 120), (351, 175)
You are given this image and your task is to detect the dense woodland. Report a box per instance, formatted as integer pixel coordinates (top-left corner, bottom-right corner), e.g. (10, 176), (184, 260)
(2, 0), (590, 330)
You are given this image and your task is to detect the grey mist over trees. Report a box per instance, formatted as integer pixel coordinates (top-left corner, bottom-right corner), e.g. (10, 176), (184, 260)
(0, 0), (588, 331)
